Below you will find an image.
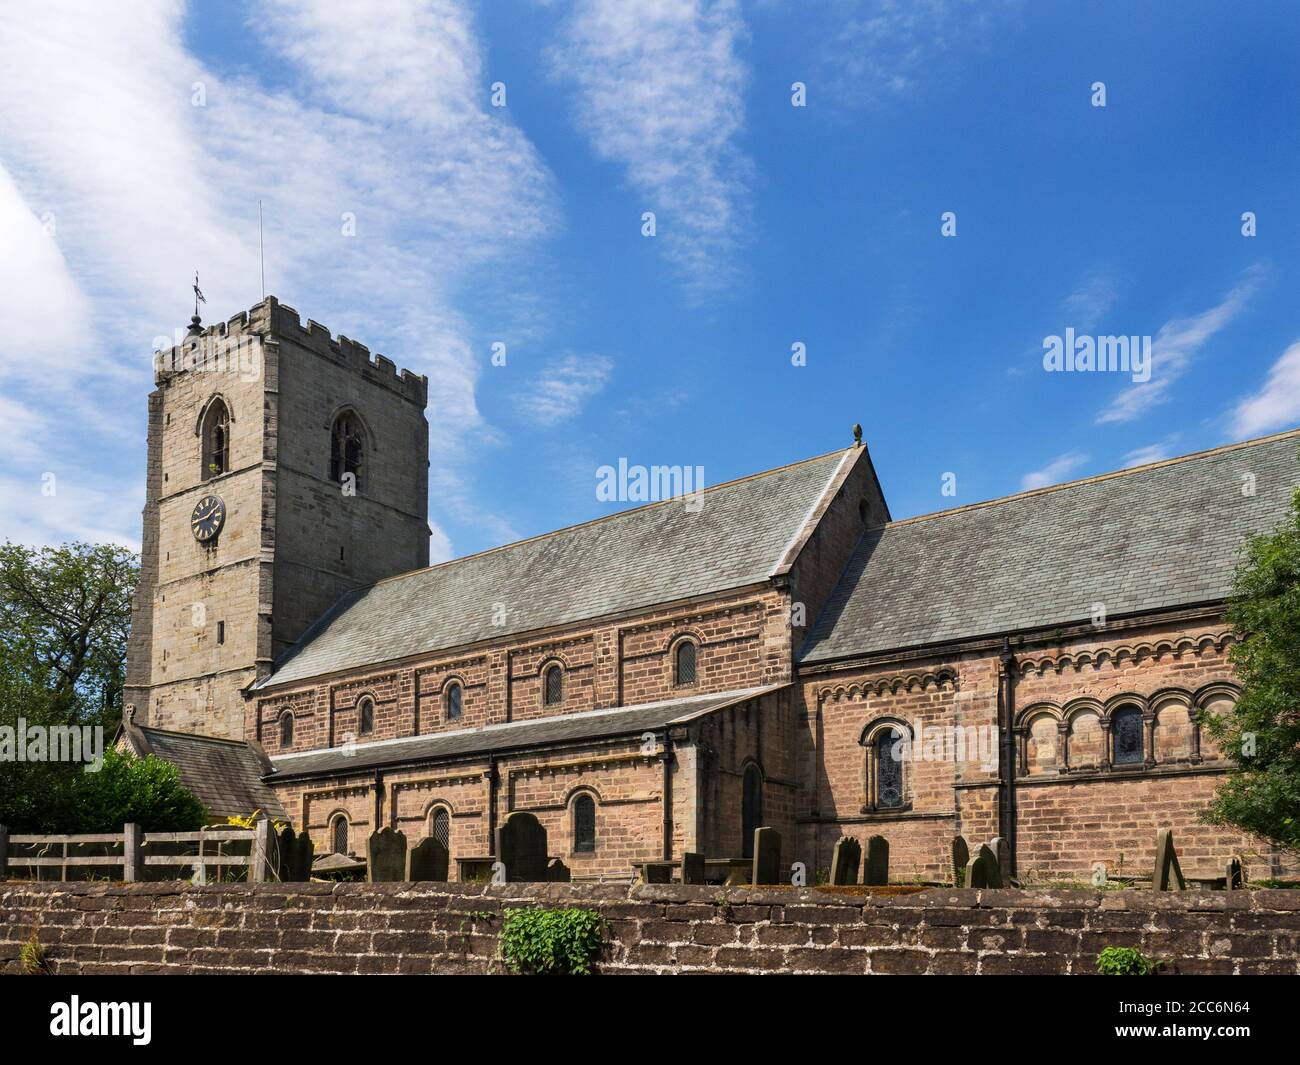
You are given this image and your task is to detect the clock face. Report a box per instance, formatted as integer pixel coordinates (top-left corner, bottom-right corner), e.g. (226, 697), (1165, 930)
(191, 494), (226, 543)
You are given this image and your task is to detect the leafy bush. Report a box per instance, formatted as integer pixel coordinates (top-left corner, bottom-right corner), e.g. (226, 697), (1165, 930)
(1096, 946), (1158, 976)
(42, 748), (207, 833)
(499, 907), (606, 975)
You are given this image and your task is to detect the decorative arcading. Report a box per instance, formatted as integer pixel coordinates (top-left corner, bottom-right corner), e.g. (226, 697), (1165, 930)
(817, 667), (960, 704)
(1016, 632), (1235, 677)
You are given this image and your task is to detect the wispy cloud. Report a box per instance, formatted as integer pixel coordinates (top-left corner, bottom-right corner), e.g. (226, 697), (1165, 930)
(1227, 339), (1300, 440)
(549, 0), (751, 298)
(1122, 437), (1180, 468)
(1063, 270), (1119, 331)
(0, 0), (557, 551)
(1095, 270), (1261, 425)
(519, 353), (614, 426)
(1021, 450), (1088, 491)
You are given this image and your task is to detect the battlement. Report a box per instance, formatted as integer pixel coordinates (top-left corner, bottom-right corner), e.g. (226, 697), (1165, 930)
(153, 296), (428, 407)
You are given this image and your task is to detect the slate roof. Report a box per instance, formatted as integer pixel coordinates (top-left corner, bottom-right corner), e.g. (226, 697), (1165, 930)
(799, 430), (1300, 664)
(258, 448), (855, 688)
(268, 684), (785, 780)
(120, 724), (286, 821)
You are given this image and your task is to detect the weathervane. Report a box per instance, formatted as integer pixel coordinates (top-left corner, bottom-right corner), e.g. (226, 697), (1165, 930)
(188, 271), (207, 335)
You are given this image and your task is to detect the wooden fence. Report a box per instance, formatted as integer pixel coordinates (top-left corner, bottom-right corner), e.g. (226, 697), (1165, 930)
(0, 821), (284, 883)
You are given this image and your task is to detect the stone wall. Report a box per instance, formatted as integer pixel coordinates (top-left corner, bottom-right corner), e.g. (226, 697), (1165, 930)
(3, 881), (1298, 976)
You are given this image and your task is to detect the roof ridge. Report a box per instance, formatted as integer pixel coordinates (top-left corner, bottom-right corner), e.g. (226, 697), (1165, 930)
(368, 445), (852, 589)
(877, 427), (1300, 531)
(138, 725), (252, 747)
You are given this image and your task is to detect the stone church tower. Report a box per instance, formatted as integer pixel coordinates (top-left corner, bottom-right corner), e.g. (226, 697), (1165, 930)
(124, 298), (429, 740)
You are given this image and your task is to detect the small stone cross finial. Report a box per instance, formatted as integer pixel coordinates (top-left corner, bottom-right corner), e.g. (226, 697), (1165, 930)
(852, 423), (862, 446)
(124, 704), (136, 725)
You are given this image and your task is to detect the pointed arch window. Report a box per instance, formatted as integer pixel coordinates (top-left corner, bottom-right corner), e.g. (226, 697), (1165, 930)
(279, 711), (294, 748)
(358, 696), (375, 735)
(674, 640), (697, 687)
(201, 398), (230, 480)
(446, 682), (462, 721)
(741, 764), (763, 859)
(543, 664), (563, 707)
(573, 794), (596, 853)
(330, 411), (365, 491)
(331, 815), (349, 855)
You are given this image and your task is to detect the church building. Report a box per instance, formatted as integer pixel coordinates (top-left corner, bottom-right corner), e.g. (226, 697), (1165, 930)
(120, 297), (1300, 883)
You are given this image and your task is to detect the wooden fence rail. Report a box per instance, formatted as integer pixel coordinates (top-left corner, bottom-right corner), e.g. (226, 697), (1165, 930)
(0, 821), (279, 883)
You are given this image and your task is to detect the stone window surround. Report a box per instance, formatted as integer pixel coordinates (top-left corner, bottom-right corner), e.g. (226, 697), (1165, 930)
(858, 716), (914, 815)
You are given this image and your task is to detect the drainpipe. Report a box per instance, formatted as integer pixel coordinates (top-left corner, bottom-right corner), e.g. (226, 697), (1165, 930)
(486, 754), (498, 857)
(997, 637), (1019, 879)
(661, 730), (675, 862)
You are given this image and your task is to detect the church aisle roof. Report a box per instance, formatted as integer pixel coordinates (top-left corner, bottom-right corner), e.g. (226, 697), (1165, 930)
(258, 448), (855, 688)
(267, 684), (786, 779)
(799, 429), (1300, 665)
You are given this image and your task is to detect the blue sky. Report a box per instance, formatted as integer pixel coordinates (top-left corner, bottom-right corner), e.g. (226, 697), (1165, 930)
(1, 1), (1298, 561)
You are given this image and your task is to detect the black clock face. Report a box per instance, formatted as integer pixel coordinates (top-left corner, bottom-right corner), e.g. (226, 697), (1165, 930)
(191, 494), (226, 543)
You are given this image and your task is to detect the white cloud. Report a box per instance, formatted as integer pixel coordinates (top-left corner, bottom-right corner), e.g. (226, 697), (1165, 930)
(549, 0), (751, 298)
(1227, 339), (1300, 440)
(0, 0), (558, 551)
(1063, 270), (1118, 331)
(1122, 437), (1179, 468)
(519, 353), (614, 426)
(1021, 450), (1088, 491)
(1095, 270), (1261, 425)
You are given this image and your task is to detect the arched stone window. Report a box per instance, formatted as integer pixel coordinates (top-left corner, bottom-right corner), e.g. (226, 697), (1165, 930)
(572, 793), (596, 853)
(331, 815), (349, 855)
(358, 696), (375, 735)
(446, 681), (462, 721)
(861, 720), (911, 812)
(201, 398), (230, 480)
(1111, 705), (1145, 765)
(741, 764), (763, 858)
(279, 711), (294, 748)
(330, 411), (365, 491)
(430, 807), (450, 852)
(674, 639), (697, 687)
(543, 664), (563, 707)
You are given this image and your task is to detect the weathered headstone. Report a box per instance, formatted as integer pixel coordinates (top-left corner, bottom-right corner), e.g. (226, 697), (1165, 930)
(275, 825), (315, 882)
(1152, 828), (1185, 891)
(682, 851), (706, 885)
(547, 858), (571, 883)
(863, 835), (889, 886)
(751, 826), (781, 886)
(496, 812), (549, 882)
(367, 826), (407, 883)
(951, 836), (969, 887)
(407, 835), (450, 882)
(989, 836), (1011, 883)
(964, 843), (1000, 889)
(1225, 856), (1243, 891)
(829, 836), (861, 886)
(642, 862), (672, 884)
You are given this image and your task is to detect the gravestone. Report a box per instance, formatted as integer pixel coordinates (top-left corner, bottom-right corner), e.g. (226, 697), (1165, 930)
(1225, 856), (1243, 890)
(367, 827), (408, 883)
(989, 837), (1011, 883)
(496, 812), (549, 882)
(275, 825), (315, 882)
(863, 835), (889, 886)
(829, 836), (861, 886)
(952, 836), (969, 887)
(547, 858), (571, 883)
(751, 826), (781, 886)
(1152, 828), (1186, 891)
(407, 835), (450, 882)
(643, 862), (672, 884)
(682, 851), (706, 885)
(964, 843), (1000, 889)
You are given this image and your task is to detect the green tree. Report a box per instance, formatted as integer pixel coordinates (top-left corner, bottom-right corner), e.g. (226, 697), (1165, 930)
(0, 541), (139, 830)
(44, 748), (207, 833)
(1203, 486), (1300, 852)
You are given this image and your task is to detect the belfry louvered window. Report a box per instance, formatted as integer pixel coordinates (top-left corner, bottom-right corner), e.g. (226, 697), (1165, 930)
(330, 411), (364, 491)
(573, 794), (596, 853)
(331, 816), (349, 855)
(544, 665), (563, 707)
(675, 641), (697, 686)
(201, 398), (230, 480)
